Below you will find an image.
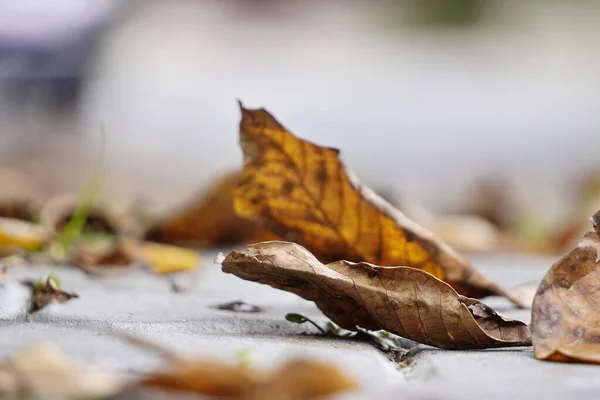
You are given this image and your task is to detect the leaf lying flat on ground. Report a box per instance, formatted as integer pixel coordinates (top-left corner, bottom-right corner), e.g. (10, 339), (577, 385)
(531, 211), (600, 364)
(121, 332), (357, 399)
(145, 171), (276, 248)
(234, 103), (523, 306)
(67, 235), (200, 276)
(121, 239), (201, 274)
(0, 345), (123, 399)
(220, 241), (531, 350)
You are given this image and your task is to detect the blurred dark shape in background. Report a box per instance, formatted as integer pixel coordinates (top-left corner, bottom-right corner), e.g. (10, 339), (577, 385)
(0, 0), (123, 113)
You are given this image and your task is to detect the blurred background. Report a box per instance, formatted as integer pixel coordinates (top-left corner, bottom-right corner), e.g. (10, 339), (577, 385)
(0, 0), (599, 231)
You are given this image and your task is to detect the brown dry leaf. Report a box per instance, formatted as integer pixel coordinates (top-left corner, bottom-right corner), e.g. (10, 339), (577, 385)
(531, 211), (600, 363)
(145, 171), (276, 248)
(234, 103), (522, 306)
(123, 333), (357, 399)
(240, 359), (358, 400)
(137, 358), (355, 400)
(22, 273), (79, 313)
(220, 241), (531, 350)
(0, 344), (123, 399)
(121, 239), (201, 274)
(138, 358), (255, 397)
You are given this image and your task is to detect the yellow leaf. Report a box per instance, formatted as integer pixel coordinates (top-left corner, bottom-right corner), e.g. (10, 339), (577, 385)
(233, 103), (523, 306)
(122, 239), (200, 274)
(0, 217), (49, 254)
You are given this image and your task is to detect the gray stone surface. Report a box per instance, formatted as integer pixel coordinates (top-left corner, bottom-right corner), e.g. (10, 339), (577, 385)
(1, 250), (598, 399)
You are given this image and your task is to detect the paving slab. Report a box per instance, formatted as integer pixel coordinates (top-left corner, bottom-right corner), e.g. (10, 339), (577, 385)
(1, 249), (598, 399)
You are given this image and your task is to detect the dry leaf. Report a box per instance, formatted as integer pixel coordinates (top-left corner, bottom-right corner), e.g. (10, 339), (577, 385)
(68, 235), (133, 275)
(220, 241), (531, 350)
(0, 345), (123, 399)
(0, 218), (50, 256)
(121, 239), (200, 274)
(138, 358), (255, 397)
(427, 214), (505, 253)
(234, 103), (522, 306)
(240, 359), (358, 400)
(145, 171), (275, 248)
(531, 211), (600, 363)
(123, 332), (357, 399)
(22, 273), (78, 313)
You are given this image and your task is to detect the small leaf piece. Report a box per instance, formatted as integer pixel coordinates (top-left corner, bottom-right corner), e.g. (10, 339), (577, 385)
(122, 332), (357, 399)
(121, 239), (200, 274)
(0, 345), (123, 399)
(234, 104), (522, 306)
(221, 241), (531, 350)
(531, 212), (600, 364)
(22, 273), (79, 313)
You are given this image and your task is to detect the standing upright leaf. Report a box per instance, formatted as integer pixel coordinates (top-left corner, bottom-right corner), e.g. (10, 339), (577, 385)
(220, 241), (531, 350)
(531, 211), (600, 363)
(234, 103), (522, 306)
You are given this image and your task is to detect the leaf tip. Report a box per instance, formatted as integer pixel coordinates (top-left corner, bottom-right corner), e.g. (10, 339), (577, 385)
(237, 99), (246, 113)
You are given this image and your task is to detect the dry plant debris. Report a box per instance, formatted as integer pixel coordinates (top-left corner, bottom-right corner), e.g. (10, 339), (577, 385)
(21, 273), (78, 313)
(220, 241), (531, 350)
(531, 211), (600, 364)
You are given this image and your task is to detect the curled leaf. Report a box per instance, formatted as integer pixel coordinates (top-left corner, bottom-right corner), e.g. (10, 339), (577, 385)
(531, 212), (600, 363)
(234, 104), (522, 306)
(220, 241), (531, 350)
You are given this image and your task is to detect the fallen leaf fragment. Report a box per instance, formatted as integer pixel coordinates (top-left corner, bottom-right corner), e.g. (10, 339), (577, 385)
(220, 241), (531, 350)
(427, 214), (506, 253)
(0, 218), (50, 256)
(68, 235), (199, 275)
(241, 359), (358, 400)
(138, 358), (255, 397)
(68, 234), (133, 275)
(121, 239), (201, 274)
(0, 345), (122, 399)
(145, 171), (276, 248)
(21, 273), (78, 313)
(531, 211), (600, 364)
(234, 103), (522, 306)
(122, 332), (357, 399)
